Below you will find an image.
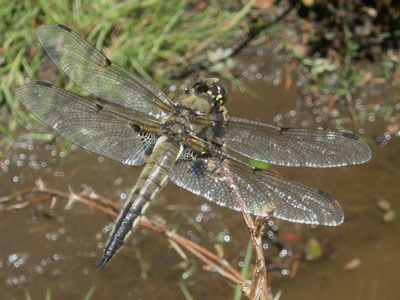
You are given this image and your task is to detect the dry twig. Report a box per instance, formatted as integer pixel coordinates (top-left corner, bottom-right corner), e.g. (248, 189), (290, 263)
(0, 183), (257, 295)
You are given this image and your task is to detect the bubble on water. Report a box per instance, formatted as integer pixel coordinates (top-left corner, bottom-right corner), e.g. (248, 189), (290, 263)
(279, 249), (288, 258)
(267, 231), (275, 240)
(35, 265), (43, 274)
(8, 253), (28, 268)
(384, 131), (392, 140)
(45, 233), (59, 241)
(6, 275), (27, 286)
(102, 224), (113, 234)
(54, 171), (64, 177)
(249, 64), (258, 73)
(114, 177), (123, 186)
(281, 269), (290, 276)
(272, 78), (281, 86)
(200, 203), (211, 212)
(82, 268), (89, 275)
(29, 161), (39, 170)
(195, 213), (203, 223)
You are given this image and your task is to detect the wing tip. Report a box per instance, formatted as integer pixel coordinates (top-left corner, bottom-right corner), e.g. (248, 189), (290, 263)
(341, 132), (373, 163)
(317, 190), (336, 202)
(351, 140), (372, 164)
(273, 215), (344, 227)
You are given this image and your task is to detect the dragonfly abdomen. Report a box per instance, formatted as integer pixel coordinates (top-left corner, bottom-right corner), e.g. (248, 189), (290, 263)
(96, 136), (181, 269)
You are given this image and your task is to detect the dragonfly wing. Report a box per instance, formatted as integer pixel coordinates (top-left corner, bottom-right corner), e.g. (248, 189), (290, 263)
(16, 81), (160, 166)
(169, 151), (344, 226)
(36, 24), (172, 118)
(203, 116), (372, 168)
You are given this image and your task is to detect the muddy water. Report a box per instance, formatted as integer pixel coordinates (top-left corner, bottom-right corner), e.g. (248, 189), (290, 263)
(1, 59), (400, 299)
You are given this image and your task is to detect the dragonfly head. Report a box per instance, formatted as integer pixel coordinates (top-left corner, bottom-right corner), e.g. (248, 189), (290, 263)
(192, 78), (227, 112)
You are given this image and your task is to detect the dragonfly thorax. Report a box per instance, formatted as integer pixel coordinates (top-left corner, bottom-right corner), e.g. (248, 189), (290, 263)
(178, 94), (213, 114)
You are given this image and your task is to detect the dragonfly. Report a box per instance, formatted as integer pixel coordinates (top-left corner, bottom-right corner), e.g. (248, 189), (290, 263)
(16, 24), (372, 269)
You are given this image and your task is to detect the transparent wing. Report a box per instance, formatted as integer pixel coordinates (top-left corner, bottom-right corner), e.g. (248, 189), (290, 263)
(36, 24), (173, 119)
(203, 116), (372, 168)
(170, 153), (344, 226)
(16, 81), (161, 166)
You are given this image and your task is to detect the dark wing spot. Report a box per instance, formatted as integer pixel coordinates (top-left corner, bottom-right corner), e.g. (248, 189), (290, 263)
(131, 124), (141, 132)
(57, 24), (72, 32)
(317, 190), (336, 202)
(140, 132), (157, 156)
(212, 123), (225, 139)
(95, 104), (103, 112)
(105, 57), (112, 67)
(46, 44), (61, 61)
(342, 132), (359, 140)
(188, 160), (207, 179)
(200, 152), (211, 159)
(36, 81), (53, 88)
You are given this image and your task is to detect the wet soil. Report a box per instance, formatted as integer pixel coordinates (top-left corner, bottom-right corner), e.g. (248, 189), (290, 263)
(1, 54), (400, 300)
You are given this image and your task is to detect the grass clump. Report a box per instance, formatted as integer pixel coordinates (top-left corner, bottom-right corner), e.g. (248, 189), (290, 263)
(0, 0), (256, 156)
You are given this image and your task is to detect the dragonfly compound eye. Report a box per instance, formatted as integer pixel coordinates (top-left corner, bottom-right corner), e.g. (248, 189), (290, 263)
(193, 78), (227, 110)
